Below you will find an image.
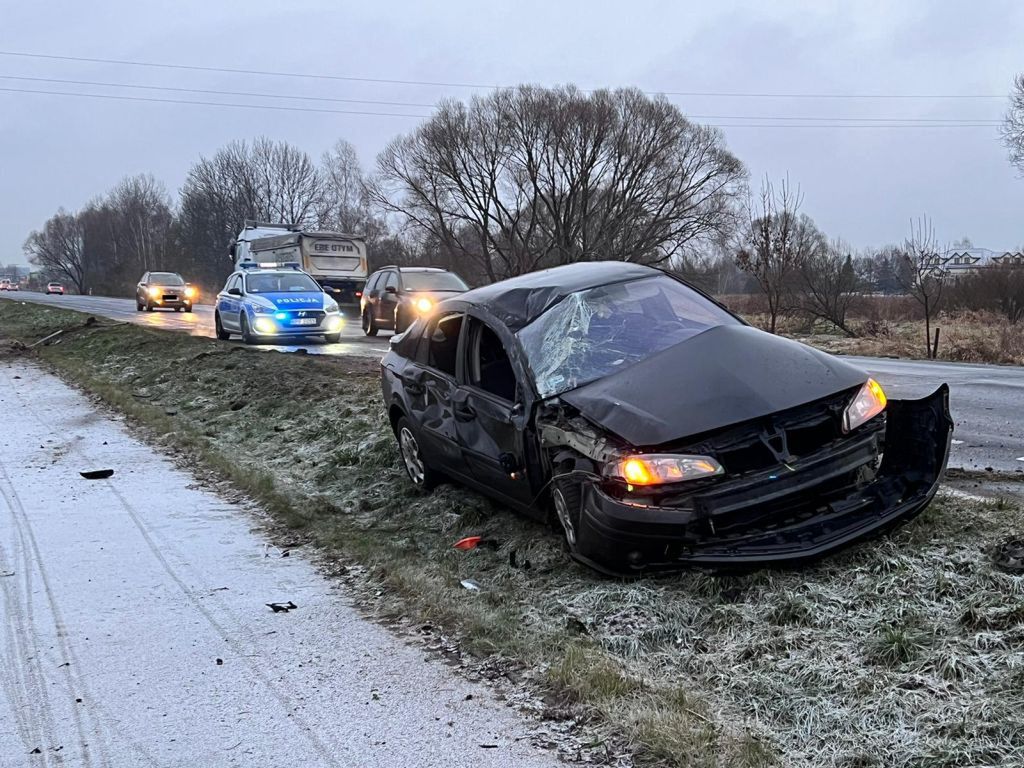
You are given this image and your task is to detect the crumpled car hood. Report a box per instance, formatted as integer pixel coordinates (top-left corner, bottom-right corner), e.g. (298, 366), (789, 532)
(559, 324), (868, 447)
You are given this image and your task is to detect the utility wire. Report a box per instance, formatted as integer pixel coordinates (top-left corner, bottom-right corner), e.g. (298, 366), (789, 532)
(0, 77), (1001, 125)
(0, 86), (1000, 128)
(0, 74), (438, 108)
(0, 87), (431, 118)
(0, 49), (1008, 100)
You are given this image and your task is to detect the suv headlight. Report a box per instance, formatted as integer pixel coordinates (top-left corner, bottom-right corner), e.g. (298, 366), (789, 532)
(605, 454), (724, 487)
(843, 378), (887, 433)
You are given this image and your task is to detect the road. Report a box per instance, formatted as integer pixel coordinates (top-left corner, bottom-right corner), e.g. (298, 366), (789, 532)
(0, 361), (562, 768)
(4, 290), (392, 358)
(3, 291), (1022, 472)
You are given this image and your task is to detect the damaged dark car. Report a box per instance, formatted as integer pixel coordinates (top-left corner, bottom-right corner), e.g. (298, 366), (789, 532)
(381, 262), (952, 574)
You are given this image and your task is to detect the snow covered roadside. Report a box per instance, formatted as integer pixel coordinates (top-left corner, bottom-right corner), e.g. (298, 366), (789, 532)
(0, 360), (561, 768)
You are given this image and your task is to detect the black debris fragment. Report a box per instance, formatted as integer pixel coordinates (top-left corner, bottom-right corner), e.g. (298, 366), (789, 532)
(266, 601), (298, 613)
(216, 658), (224, 666)
(80, 469), (114, 480)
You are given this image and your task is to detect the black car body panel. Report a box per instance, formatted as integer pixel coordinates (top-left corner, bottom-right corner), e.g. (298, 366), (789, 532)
(381, 262), (952, 574)
(560, 324), (868, 446)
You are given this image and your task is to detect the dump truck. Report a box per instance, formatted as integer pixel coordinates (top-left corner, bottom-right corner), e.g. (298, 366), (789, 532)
(230, 221), (368, 310)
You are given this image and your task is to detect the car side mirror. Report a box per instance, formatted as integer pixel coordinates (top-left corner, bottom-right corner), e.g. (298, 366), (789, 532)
(385, 285), (397, 294)
(227, 287), (242, 297)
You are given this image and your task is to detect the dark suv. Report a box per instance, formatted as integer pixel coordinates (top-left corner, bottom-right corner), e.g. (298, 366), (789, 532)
(136, 271), (196, 312)
(360, 266), (468, 335)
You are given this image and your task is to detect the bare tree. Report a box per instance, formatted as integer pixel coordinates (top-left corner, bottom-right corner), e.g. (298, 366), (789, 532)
(370, 86), (746, 281)
(896, 215), (947, 358)
(23, 209), (88, 293)
(736, 176), (821, 334)
(1001, 74), (1024, 174)
(797, 238), (861, 336)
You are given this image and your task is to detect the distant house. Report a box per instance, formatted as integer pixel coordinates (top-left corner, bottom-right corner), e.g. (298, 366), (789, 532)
(940, 247), (1024, 276)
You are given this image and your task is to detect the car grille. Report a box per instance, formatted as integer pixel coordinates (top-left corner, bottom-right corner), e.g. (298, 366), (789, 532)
(278, 310), (326, 324)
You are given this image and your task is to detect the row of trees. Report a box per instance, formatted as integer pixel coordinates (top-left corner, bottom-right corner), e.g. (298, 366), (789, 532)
(24, 137), (390, 295)
(22, 80), (1023, 351)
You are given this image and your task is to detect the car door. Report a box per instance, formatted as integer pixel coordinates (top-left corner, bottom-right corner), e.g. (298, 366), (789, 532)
(362, 272), (382, 316)
(218, 275), (242, 330)
(378, 271), (399, 326)
(138, 272), (148, 303)
(400, 312), (467, 477)
(452, 316), (535, 508)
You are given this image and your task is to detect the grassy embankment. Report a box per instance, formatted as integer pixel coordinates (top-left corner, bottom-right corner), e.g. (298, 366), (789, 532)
(2, 300), (1023, 768)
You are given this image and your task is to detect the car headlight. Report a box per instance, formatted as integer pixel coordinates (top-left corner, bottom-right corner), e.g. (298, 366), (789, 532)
(325, 315), (344, 331)
(605, 454), (724, 487)
(414, 297), (433, 314)
(251, 304), (275, 314)
(324, 299), (339, 313)
(253, 317), (277, 334)
(843, 378), (887, 433)
(148, 286), (160, 298)
(185, 286), (196, 299)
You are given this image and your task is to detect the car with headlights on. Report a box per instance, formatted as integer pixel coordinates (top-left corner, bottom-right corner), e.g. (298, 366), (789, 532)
(136, 271), (196, 312)
(46, 282), (65, 295)
(360, 266), (468, 336)
(380, 261), (952, 575)
(214, 263), (345, 344)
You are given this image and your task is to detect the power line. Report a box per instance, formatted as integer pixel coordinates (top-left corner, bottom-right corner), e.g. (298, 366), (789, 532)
(0, 75), (998, 123)
(0, 87), (431, 118)
(0, 49), (1008, 100)
(0, 86), (1001, 128)
(0, 74), (438, 108)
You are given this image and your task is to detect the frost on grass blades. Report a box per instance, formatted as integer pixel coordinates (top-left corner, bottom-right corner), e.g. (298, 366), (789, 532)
(1, 302), (1022, 767)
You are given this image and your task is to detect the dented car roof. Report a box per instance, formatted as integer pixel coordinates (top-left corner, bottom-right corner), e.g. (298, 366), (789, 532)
(457, 261), (659, 331)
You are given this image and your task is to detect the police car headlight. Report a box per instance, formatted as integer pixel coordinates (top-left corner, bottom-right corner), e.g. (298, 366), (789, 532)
(324, 299), (339, 313)
(325, 316), (344, 332)
(253, 317), (277, 334)
(251, 304), (275, 314)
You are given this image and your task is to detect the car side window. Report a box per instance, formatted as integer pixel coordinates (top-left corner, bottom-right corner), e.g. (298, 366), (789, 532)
(423, 313), (463, 377)
(141, 272), (149, 283)
(384, 272), (398, 292)
(366, 273), (381, 293)
(467, 319), (518, 402)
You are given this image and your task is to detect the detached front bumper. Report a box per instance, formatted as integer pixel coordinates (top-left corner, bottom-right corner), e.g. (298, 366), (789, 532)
(573, 385), (953, 574)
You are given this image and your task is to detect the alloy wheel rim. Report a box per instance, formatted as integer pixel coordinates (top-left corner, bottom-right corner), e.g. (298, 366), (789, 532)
(399, 427), (425, 484)
(553, 487), (576, 546)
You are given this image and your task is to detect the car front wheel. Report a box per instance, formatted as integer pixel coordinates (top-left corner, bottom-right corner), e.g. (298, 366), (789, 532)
(240, 314), (257, 345)
(396, 416), (437, 490)
(324, 332), (341, 343)
(552, 481), (583, 552)
(362, 309), (378, 337)
(215, 312), (230, 340)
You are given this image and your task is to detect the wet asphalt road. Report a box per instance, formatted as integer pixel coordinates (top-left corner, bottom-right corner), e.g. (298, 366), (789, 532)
(3, 291), (1022, 473)
(3, 290), (392, 358)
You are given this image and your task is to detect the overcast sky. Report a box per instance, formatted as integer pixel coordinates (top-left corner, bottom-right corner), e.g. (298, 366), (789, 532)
(1, 0), (1022, 267)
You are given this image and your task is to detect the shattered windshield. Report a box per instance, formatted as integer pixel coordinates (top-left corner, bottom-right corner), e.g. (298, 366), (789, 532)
(516, 275), (740, 398)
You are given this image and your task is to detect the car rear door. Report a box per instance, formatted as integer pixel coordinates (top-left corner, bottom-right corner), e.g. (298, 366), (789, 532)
(377, 271), (399, 325)
(218, 275), (241, 330)
(452, 316), (535, 508)
(400, 311), (467, 476)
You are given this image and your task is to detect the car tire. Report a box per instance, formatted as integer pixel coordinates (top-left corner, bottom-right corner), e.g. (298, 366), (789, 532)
(396, 416), (438, 490)
(362, 309), (378, 337)
(145, 302), (153, 312)
(184, 306), (193, 313)
(214, 312), (230, 340)
(240, 314), (257, 345)
(136, 300), (143, 311)
(324, 332), (341, 343)
(552, 480), (583, 553)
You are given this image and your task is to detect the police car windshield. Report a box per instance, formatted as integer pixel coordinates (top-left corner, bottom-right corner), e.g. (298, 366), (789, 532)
(401, 272), (468, 292)
(150, 273), (184, 286)
(246, 273), (321, 294)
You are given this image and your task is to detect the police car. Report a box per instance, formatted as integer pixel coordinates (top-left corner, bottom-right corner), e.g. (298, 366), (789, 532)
(214, 263), (345, 344)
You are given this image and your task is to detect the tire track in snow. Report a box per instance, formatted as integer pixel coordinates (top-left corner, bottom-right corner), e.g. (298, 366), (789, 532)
(0, 462), (88, 766)
(4, 364), (345, 767)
